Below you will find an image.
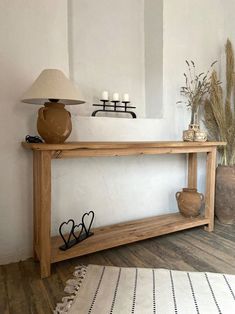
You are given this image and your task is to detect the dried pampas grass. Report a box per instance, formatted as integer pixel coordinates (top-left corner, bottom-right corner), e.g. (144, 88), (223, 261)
(204, 39), (235, 165)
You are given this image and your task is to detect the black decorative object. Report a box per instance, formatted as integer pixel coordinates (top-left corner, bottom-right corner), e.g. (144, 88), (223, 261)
(59, 211), (95, 251)
(82, 211), (95, 236)
(92, 99), (137, 118)
(25, 135), (43, 143)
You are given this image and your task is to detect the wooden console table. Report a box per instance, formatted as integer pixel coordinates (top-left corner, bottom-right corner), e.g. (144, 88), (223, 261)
(22, 141), (225, 278)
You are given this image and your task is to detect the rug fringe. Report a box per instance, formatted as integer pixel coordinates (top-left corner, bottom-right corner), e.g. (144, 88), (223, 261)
(54, 265), (87, 314)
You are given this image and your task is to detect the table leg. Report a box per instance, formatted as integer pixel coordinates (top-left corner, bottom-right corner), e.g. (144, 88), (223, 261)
(33, 152), (39, 261)
(34, 151), (52, 278)
(188, 153), (197, 188)
(204, 148), (217, 232)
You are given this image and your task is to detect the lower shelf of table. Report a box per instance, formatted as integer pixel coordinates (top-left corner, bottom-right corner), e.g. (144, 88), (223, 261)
(50, 212), (209, 263)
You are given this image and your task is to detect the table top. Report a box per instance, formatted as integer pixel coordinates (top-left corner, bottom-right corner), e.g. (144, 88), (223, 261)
(22, 141), (226, 151)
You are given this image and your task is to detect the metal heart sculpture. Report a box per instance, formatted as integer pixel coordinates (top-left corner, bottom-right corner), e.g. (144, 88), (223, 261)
(72, 223), (84, 241)
(59, 219), (75, 249)
(82, 211), (95, 236)
(59, 211), (95, 251)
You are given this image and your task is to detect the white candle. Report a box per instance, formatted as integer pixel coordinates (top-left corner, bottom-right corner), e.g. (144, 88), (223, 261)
(112, 92), (119, 101)
(123, 93), (130, 102)
(101, 91), (109, 101)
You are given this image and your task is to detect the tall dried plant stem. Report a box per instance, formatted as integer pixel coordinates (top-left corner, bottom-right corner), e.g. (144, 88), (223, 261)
(204, 39), (235, 165)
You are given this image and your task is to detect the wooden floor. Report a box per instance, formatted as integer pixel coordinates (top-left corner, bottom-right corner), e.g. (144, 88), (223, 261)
(1, 220), (235, 314)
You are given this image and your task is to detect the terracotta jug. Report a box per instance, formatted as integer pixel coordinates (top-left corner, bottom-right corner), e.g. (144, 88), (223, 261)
(175, 188), (204, 218)
(37, 102), (72, 143)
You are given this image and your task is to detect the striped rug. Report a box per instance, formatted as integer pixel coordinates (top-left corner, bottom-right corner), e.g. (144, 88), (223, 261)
(54, 265), (235, 314)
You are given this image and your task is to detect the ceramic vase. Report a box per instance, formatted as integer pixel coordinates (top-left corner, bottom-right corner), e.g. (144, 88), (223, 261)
(175, 188), (204, 218)
(183, 124), (207, 142)
(37, 102), (72, 144)
(215, 165), (235, 224)
(183, 108), (207, 142)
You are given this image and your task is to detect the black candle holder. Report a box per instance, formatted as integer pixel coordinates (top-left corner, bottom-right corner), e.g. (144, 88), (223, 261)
(111, 100), (119, 111)
(122, 101), (130, 112)
(59, 211), (94, 251)
(92, 99), (137, 118)
(101, 99), (109, 110)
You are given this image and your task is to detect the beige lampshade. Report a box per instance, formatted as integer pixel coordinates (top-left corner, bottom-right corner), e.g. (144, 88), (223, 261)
(21, 69), (85, 105)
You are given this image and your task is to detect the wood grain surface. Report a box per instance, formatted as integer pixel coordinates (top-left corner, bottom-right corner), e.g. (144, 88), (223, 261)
(1, 221), (235, 314)
(22, 141), (226, 151)
(51, 213), (209, 263)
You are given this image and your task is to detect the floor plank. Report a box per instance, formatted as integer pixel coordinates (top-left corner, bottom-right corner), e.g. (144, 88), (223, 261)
(0, 266), (10, 314)
(4, 263), (31, 314)
(1, 221), (235, 313)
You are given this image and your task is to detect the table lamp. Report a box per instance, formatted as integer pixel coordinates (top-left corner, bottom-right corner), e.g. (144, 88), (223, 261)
(21, 69), (85, 144)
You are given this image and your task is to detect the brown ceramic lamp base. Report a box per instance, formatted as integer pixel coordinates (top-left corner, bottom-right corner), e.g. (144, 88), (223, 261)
(37, 102), (72, 144)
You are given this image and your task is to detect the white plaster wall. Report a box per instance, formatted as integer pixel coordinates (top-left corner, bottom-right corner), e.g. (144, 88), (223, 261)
(145, 0), (163, 118)
(0, 0), (233, 264)
(163, 0), (225, 194)
(0, 0), (69, 264)
(69, 0), (164, 119)
(69, 0), (146, 118)
(223, 1), (235, 60)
